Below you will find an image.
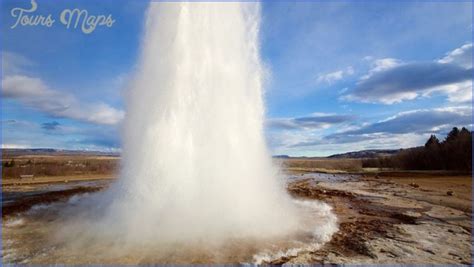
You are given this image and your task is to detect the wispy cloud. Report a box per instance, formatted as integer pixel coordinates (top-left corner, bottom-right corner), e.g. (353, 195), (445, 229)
(1, 51), (34, 75)
(2, 52), (124, 125)
(328, 106), (471, 137)
(2, 118), (121, 151)
(269, 106), (472, 156)
(41, 121), (61, 131)
(268, 113), (354, 130)
(316, 66), (354, 84)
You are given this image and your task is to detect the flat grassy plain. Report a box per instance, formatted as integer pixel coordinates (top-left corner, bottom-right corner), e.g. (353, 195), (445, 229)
(278, 158), (363, 173)
(2, 154), (119, 183)
(2, 152), (469, 183)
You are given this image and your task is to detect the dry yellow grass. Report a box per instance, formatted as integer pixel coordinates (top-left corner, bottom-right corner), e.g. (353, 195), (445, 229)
(278, 158), (363, 173)
(2, 155), (119, 179)
(2, 174), (116, 186)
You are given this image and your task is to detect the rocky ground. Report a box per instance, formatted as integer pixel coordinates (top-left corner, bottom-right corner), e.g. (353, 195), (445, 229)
(2, 172), (472, 265)
(282, 172), (472, 265)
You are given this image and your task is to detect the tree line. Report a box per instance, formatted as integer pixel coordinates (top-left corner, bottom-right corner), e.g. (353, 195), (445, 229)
(362, 127), (472, 172)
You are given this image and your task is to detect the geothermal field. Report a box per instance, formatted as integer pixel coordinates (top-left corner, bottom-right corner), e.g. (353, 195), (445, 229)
(1, 1), (472, 265)
(2, 154), (472, 264)
(4, 2), (338, 264)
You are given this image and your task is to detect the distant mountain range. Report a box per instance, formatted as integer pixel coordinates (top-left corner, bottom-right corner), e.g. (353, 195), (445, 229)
(326, 149), (401, 159)
(3, 148), (399, 159)
(272, 155), (291, 159)
(1, 148), (120, 157)
(273, 149), (401, 159)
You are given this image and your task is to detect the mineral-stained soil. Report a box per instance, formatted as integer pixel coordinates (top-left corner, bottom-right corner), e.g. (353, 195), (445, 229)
(2, 172), (472, 265)
(282, 172), (472, 265)
(2, 187), (103, 217)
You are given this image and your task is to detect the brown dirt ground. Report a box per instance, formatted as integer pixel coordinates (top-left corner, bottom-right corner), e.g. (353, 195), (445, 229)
(2, 174), (115, 186)
(2, 171), (472, 264)
(280, 172), (472, 265)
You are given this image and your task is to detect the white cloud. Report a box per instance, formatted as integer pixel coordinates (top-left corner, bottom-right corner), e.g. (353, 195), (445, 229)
(360, 58), (402, 80)
(2, 74), (124, 125)
(2, 51), (34, 75)
(343, 43), (473, 104)
(370, 58), (401, 72)
(331, 106), (472, 136)
(424, 80), (473, 103)
(269, 106), (472, 156)
(1, 51), (124, 125)
(438, 43), (472, 68)
(2, 75), (52, 98)
(316, 66), (354, 84)
(1, 143), (30, 149)
(271, 131), (429, 157)
(267, 112), (356, 156)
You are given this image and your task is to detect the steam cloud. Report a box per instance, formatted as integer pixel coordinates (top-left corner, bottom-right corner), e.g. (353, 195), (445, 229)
(52, 2), (337, 263)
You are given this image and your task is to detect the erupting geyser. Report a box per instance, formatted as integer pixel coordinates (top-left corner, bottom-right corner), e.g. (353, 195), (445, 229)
(101, 1), (299, 244)
(2, 3), (338, 264)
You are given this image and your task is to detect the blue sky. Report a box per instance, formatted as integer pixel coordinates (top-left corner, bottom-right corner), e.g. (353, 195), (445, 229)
(1, 0), (472, 156)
